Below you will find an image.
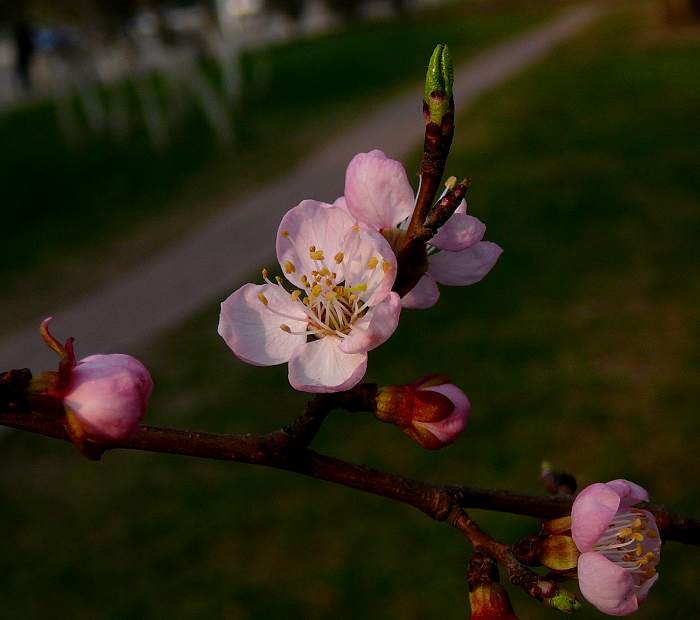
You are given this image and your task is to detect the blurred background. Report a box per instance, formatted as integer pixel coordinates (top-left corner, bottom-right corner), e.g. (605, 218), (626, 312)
(1, 0), (699, 618)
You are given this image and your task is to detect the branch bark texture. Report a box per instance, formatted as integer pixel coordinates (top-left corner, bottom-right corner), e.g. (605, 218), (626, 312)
(1, 407), (697, 546)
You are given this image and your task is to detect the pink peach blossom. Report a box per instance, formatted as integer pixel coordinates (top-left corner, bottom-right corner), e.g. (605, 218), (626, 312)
(571, 480), (660, 616)
(63, 354), (153, 442)
(342, 149), (502, 309)
(219, 200), (400, 393)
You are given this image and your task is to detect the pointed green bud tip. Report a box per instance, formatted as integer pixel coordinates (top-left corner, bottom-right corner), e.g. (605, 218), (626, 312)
(425, 44), (453, 99)
(544, 589), (581, 614)
(424, 44), (453, 123)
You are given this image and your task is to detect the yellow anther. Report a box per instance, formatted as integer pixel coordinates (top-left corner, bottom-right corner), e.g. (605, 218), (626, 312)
(291, 290), (302, 301)
(445, 176), (457, 191)
(309, 245), (316, 252)
(635, 544), (644, 557)
(275, 276), (283, 285)
(280, 324), (291, 333)
(325, 291), (336, 302)
(646, 529), (658, 538)
(348, 294), (357, 303)
(352, 224), (360, 232)
(632, 532), (645, 542)
(325, 278), (333, 286)
(262, 267), (269, 279)
(311, 284), (322, 297)
(383, 260), (393, 273)
(284, 260), (296, 274)
(310, 250), (325, 261)
(257, 293), (269, 306)
(335, 286), (345, 296)
(334, 252), (344, 264)
(347, 283), (367, 293)
(641, 552), (657, 565)
(303, 297), (310, 305)
(631, 518), (643, 530)
(319, 267), (330, 276)
(331, 272), (337, 279)
(301, 275), (310, 287)
(367, 257), (379, 270)
(618, 527), (633, 539)
(281, 230), (289, 238)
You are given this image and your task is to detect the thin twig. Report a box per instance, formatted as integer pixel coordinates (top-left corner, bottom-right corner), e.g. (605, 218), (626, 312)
(0, 407), (697, 546)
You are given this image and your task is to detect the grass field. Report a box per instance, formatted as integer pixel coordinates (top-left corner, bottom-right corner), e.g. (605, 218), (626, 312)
(1, 1), (699, 618)
(0, 0), (554, 335)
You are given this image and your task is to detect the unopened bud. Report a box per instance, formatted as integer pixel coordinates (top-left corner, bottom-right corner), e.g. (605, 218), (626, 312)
(64, 354), (153, 443)
(36, 318), (153, 448)
(542, 586), (581, 613)
(468, 551), (518, 619)
(375, 375), (469, 449)
(540, 461), (577, 495)
(537, 534), (579, 571)
(424, 43), (454, 124)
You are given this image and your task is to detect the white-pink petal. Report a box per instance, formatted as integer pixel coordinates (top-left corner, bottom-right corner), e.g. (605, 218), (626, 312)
(430, 213), (485, 252)
(331, 196), (351, 215)
(218, 283), (308, 366)
(288, 337), (367, 393)
(571, 483), (621, 553)
(577, 552), (638, 616)
(428, 241), (502, 286)
(276, 200), (354, 288)
(605, 479), (650, 507)
(344, 150), (415, 230)
(401, 273), (440, 309)
(340, 292), (401, 354)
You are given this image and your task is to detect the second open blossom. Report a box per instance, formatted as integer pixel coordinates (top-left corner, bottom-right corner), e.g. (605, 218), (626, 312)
(572, 479), (661, 616)
(339, 149), (502, 309)
(219, 200), (400, 393)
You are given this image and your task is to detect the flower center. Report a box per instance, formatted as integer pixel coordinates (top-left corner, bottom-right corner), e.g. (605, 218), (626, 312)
(259, 235), (390, 340)
(593, 508), (660, 589)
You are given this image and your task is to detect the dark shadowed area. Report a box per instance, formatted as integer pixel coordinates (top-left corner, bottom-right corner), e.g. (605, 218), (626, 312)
(1, 0), (699, 618)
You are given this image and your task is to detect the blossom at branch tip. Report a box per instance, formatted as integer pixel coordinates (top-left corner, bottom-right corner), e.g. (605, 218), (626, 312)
(338, 149), (502, 309)
(374, 375), (469, 449)
(571, 479), (661, 616)
(218, 200), (400, 393)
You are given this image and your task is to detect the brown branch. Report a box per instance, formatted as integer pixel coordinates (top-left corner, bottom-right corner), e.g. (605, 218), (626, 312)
(450, 509), (566, 605)
(1, 407), (698, 546)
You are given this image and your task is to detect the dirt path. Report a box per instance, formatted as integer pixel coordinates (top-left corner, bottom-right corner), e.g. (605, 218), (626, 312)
(0, 4), (604, 372)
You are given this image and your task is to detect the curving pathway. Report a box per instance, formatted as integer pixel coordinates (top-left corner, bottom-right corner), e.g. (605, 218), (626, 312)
(0, 4), (604, 372)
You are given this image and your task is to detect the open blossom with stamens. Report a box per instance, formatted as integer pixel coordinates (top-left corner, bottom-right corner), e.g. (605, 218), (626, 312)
(336, 149), (502, 309)
(218, 200), (400, 393)
(571, 479), (661, 616)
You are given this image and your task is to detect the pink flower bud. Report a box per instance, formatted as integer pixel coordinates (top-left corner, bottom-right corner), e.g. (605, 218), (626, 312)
(375, 375), (469, 449)
(571, 479), (660, 616)
(63, 354), (153, 442)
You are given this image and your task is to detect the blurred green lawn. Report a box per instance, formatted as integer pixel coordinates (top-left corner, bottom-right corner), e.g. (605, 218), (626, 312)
(2, 1), (699, 619)
(0, 0), (554, 335)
